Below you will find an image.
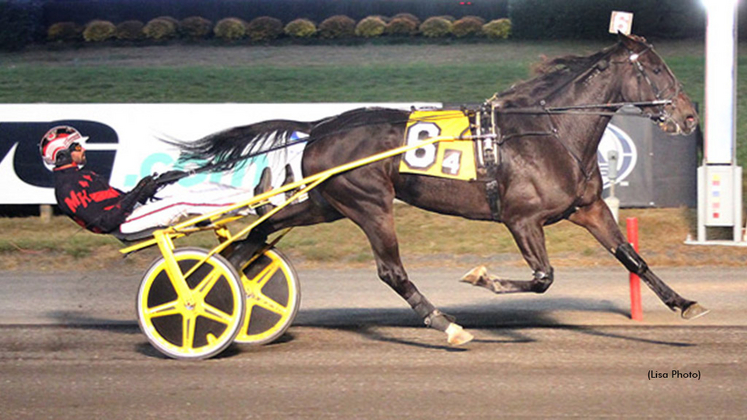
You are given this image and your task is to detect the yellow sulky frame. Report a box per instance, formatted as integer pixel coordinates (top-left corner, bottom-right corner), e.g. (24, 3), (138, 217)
(121, 133), (478, 359)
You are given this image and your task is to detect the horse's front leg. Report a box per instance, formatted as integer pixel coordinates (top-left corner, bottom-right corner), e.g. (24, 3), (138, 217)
(462, 217), (555, 294)
(568, 199), (708, 319)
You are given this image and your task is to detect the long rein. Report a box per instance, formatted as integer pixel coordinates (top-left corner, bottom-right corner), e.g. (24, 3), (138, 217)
(481, 42), (682, 177)
(490, 39), (680, 132)
(167, 97), (671, 185)
(171, 43), (678, 183)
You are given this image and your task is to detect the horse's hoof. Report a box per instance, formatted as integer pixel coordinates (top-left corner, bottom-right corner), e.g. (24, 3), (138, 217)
(460, 266), (487, 284)
(445, 323), (474, 346)
(460, 266), (493, 290)
(682, 303), (710, 320)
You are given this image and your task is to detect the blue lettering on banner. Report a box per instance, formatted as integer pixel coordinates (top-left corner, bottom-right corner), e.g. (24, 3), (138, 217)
(124, 152), (176, 188)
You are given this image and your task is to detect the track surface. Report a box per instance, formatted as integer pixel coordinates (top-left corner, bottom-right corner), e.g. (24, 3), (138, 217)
(1, 266), (745, 419)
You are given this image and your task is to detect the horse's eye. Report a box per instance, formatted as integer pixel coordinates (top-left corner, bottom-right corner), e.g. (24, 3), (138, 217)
(653, 68), (662, 75)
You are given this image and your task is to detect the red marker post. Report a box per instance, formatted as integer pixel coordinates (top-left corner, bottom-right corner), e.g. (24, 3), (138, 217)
(626, 217), (643, 321)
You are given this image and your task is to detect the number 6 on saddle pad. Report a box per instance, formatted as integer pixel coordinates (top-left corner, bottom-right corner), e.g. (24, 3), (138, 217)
(399, 110), (477, 180)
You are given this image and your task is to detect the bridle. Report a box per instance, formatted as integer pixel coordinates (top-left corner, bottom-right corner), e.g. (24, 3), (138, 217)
(478, 40), (687, 180)
(492, 41), (682, 125)
(623, 44), (684, 126)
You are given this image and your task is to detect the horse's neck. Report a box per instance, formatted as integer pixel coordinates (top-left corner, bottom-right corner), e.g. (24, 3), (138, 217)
(546, 67), (623, 174)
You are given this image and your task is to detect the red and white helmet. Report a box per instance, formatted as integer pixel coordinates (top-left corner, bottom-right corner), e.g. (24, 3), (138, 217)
(39, 126), (88, 165)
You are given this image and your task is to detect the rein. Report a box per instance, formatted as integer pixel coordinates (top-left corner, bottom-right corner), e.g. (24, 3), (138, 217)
(477, 41), (682, 181)
(496, 99), (673, 118)
(491, 41), (678, 122)
(176, 40), (683, 186)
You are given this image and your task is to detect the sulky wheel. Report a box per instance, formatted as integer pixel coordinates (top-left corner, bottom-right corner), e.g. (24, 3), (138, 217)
(136, 247), (245, 360)
(233, 248), (301, 346)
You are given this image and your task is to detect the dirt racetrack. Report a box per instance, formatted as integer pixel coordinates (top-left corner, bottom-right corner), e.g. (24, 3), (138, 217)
(2, 40), (745, 418)
(0, 266), (745, 419)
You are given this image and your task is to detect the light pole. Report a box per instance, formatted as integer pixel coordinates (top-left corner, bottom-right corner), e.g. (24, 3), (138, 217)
(693, 0), (745, 245)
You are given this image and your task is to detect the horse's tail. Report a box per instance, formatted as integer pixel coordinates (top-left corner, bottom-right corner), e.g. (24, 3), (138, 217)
(171, 119), (318, 173)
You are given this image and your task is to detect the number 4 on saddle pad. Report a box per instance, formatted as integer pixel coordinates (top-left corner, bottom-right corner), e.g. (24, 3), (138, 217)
(399, 110), (477, 181)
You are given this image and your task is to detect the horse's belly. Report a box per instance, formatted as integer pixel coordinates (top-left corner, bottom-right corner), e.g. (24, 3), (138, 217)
(394, 175), (493, 221)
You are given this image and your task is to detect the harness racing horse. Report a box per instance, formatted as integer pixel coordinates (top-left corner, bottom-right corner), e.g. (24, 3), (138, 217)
(177, 34), (707, 345)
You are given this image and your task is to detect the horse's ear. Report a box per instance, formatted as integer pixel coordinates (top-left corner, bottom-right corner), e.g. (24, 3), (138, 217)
(617, 31), (637, 49)
(618, 32), (647, 50)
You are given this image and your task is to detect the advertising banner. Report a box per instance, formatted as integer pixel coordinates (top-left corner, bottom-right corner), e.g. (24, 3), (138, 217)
(0, 103), (437, 205)
(0, 103), (697, 207)
(599, 108), (698, 207)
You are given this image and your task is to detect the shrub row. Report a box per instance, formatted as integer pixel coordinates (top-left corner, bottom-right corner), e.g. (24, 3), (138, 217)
(47, 15), (512, 43)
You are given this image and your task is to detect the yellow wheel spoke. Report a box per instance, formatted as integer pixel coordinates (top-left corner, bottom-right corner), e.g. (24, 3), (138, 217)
(192, 267), (223, 298)
(249, 291), (289, 316)
(144, 300), (182, 318)
(199, 303), (235, 325)
(182, 313), (196, 349)
(246, 260), (280, 289)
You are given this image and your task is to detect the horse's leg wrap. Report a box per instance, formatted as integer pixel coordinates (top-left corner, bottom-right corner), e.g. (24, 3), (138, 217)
(614, 242), (702, 314)
(425, 310), (456, 332)
(407, 293), (453, 332)
(406, 292), (473, 345)
(462, 266), (554, 294)
(614, 243), (648, 275)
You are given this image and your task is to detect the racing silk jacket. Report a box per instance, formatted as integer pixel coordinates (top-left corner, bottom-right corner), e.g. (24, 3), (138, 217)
(53, 164), (147, 234)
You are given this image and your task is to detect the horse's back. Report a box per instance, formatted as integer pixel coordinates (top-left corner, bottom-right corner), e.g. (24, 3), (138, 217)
(312, 107), (409, 139)
(303, 107), (410, 173)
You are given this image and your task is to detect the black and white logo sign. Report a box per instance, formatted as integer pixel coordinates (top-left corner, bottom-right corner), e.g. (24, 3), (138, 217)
(598, 123), (637, 189)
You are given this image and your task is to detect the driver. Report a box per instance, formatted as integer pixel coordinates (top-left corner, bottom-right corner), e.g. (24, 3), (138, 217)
(41, 125), (256, 237)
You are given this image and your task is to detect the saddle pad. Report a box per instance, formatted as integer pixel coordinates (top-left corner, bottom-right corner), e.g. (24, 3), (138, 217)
(399, 110), (476, 181)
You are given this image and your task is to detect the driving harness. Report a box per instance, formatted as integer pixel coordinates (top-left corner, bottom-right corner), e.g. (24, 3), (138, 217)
(468, 103), (504, 222)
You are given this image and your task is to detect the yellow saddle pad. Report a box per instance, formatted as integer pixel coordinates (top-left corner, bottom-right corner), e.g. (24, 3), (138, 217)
(399, 110), (476, 181)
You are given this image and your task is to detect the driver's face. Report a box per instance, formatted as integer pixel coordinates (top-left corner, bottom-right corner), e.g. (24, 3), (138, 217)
(70, 144), (86, 165)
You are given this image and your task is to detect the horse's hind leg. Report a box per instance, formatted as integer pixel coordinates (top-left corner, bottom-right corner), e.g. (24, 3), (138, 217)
(568, 199), (708, 319)
(462, 217), (556, 294)
(224, 193), (344, 266)
(320, 178), (473, 345)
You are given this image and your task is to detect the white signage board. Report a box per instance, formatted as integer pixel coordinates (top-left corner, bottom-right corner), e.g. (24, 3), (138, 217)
(0, 103), (440, 204)
(609, 11), (634, 35)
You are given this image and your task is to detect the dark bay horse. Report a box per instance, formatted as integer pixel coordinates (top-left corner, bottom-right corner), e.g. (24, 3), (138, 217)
(177, 34), (707, 345)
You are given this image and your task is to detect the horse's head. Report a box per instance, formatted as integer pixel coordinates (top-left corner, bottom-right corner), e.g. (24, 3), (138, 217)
(617, 33), (699, 135)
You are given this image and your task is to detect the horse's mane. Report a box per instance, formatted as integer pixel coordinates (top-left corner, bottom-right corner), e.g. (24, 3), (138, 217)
(493, 44), (619, 108)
